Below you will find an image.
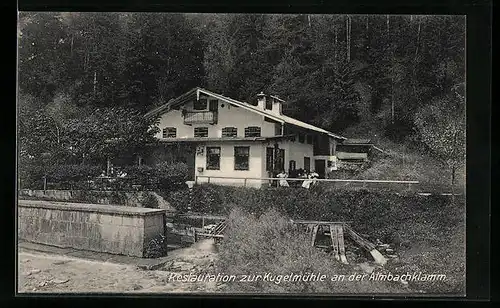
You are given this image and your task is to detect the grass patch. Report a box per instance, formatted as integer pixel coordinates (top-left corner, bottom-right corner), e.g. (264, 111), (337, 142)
(217, 208), (407, 294)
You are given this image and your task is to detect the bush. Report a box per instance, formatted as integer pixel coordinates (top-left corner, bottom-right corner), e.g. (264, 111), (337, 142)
(217, 208), (404, 293)
(141, 192), (159, 208)
(19, 163), (102, 189)
(144, 234), (167, 258)
(122, 163), (189, 191)
(217, 197), (465, 294)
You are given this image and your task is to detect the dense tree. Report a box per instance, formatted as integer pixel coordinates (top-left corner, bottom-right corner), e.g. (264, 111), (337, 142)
(414, 85), (465, 196)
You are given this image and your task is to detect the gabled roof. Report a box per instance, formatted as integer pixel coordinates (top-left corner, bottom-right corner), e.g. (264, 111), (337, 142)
(343, 138), (372, 145)
(145, 87), (346, 140)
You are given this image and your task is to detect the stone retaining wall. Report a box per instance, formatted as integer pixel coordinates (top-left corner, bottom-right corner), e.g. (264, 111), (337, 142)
(18, 200), (166, 257)
(18, 189), (175, 211)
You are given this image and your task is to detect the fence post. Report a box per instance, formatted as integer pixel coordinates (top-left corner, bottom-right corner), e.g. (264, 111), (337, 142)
(207, 177), (211, 184)
(243, 178), (247, 187)
(195, 176), (198, 185)
(43, 176), (47, 193)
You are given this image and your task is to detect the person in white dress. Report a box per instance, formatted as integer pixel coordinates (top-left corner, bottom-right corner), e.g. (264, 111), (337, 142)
(277, 170), (290, 187)
(309, 170), (320, 187)
(301, 170), (312, 189)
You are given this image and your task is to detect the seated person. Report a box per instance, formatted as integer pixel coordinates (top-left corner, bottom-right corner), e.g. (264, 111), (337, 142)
(276, 169), (290, 187)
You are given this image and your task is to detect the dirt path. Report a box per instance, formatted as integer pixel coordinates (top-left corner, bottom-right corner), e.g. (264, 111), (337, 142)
(18, 239), (222, 293)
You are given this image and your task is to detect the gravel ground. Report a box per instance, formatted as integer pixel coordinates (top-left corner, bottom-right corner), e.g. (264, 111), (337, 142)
(18, 239), (222, 293)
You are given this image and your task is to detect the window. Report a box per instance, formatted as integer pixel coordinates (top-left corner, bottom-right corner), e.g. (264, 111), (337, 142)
(304, 157), (311, 171)
(234, 147), (250, 170)
(275, 123), (282, 136)
(298, 134), (305, 143)
(245, 126), (261, 137)
(266, 147), (284, 172)
(222, 127), (238, 137)
(193, 98), (208, 110)
(194, 127), (208, 137)
(306, 135), (313, 144)
(277, 149), (285, 172)
(209, 99), (218, 112)
(162, 127), (176, 138)
(266, 147), (274, 172)
(206, 147), (220, 170)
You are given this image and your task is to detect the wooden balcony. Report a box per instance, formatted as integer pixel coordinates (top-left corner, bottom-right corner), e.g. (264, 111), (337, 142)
(183, 111), (218, 125)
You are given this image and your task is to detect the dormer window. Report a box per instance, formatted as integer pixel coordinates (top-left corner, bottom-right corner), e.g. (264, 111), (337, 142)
(162, 127), (177, 138)
(245, 126), (261, 137)
(222, 127), (238, 137)
(307, 135), (313, 144)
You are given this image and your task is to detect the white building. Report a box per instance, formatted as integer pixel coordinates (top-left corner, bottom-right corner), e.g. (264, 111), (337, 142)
(144, 87), (346, 188)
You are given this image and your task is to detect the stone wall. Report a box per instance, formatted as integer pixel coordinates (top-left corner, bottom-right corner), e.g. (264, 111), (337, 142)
(18, 200), (166, 258)
(18, 189), (175, 211)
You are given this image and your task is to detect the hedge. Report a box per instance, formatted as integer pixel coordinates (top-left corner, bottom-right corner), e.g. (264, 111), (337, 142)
(19, 162), (189, 192)
(165, 183), (464, 241)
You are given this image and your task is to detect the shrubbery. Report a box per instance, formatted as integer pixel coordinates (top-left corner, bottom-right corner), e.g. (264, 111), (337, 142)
(19, 163), (103, 190)
(144, 234), (167, 258)
(217, 208), (405, 293)
(215, 190), (465, 294)
(19, 162), (189, 192)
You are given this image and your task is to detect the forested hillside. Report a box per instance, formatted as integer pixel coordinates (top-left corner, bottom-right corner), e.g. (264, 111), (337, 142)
(18, 13), (465, 188)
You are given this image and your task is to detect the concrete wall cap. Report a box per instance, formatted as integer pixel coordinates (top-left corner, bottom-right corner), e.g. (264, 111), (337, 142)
(18, 200), (166, 216)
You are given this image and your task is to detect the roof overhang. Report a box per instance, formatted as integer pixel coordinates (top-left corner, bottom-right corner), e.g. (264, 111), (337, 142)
(144, 87), (347, 140)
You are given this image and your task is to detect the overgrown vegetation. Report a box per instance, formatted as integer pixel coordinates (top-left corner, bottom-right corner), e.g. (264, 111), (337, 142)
(144, 234), (168, 258)
(19, 162), (189, 192)
(217, 202), (464, 294)
(19, 190), (159, 208)
(217, 208), (407, 294)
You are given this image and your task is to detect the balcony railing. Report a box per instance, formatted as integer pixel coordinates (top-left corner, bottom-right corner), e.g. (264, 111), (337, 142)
(183, 111), (218, 125)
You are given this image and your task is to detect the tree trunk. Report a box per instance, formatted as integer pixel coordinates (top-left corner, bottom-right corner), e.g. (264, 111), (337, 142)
(386, 15), (390, 35)
(70, 35), (74, 57)
(415, 18), (421, 62)
(106, 157), (111, 176)
(451, 165), (456, 204)
(412, 17), (422, 99)
(346, 15), (351, 62)
(334, 27), (338, 61)
(93, 70), (97, 96)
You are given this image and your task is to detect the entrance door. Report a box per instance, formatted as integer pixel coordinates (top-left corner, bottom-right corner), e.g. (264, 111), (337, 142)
(314, 159), (326, 178)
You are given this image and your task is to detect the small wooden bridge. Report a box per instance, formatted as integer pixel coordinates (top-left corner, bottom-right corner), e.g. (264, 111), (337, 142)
(291, 220), (387, 265)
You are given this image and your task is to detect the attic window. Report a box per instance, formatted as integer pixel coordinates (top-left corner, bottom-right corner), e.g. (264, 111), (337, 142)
(162, 127), (176, 138)
(193, 98), (208, 110)
(298, 134), (305, 143)
(245, 126), (261, 137)
(222, 127), (238, 137)
(306, 135), (313, 144)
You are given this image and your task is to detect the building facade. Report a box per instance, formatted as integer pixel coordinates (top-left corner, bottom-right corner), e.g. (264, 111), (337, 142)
(144, 88), (346, 188)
